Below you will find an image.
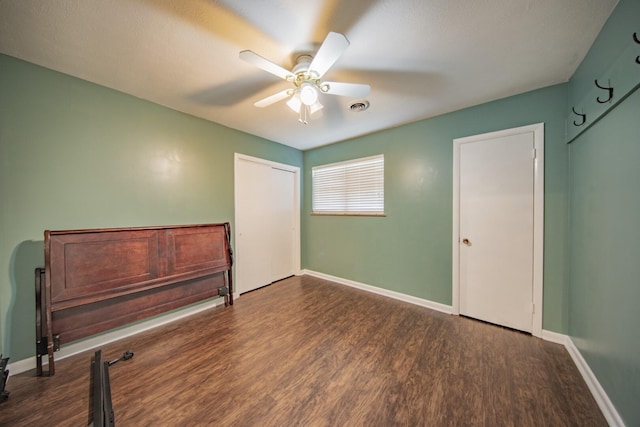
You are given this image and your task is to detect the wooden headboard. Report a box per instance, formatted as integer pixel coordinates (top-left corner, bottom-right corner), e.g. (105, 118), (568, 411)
(35, 223), (233, 376)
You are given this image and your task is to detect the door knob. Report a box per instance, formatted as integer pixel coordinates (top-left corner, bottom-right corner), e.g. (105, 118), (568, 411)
(462, 238), (471, 246)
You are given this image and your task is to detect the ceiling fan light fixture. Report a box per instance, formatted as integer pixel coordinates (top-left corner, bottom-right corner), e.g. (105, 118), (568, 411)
(287, 94), (301, 113)
(310, 101), (323, 114)
(300, 82), (319, 106)
(287, 92), (323, 118)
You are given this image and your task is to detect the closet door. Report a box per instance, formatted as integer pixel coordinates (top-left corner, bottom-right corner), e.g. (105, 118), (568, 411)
(235, 158), (272, 293)
(235, 155), (299, 294)
(270, 168), (296, 282)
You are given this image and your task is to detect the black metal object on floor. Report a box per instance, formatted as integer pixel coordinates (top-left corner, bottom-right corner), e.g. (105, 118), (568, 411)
(0, 355), (9, 402)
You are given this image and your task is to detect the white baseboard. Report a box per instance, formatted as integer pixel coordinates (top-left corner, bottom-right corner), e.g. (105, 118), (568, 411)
(564, 337), (625, 427)
(7, 297), (225, 376)
(540, 329), (567, 345)
(300, 269), (452, 314)
(5, 356), (36, 377)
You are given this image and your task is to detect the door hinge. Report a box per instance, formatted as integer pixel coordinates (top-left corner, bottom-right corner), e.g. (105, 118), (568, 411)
(532, 148), (537, 159)
(531, 303), (535, 314)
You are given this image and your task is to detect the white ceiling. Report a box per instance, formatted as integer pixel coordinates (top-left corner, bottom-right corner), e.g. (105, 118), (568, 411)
(0, 0), (617, 150)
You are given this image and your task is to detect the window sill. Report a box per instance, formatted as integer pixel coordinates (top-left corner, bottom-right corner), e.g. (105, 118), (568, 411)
(310, 213), (386, 217)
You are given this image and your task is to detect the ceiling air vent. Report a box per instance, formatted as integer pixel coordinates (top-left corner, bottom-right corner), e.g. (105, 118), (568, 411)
(350, 100), (370, 112)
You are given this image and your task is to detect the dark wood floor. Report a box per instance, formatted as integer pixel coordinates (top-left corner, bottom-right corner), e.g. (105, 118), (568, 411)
(1, 275), (606, 426)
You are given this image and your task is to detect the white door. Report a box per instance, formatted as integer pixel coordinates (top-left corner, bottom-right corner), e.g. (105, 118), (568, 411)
(235, 155), (299, 294)
(236, 158), (273, 294)
(454, 124), (544, 333)
(269, 168), (295, 282)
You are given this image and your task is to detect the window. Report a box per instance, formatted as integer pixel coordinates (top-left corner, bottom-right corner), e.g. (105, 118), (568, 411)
(312, 154), (384, 215)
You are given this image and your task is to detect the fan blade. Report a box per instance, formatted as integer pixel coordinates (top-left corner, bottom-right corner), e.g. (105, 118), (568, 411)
(309, 32), (350, 79)
(239, 50), (294, 81)
(254, 89), (292, 108)
(323, 82), (370, 98)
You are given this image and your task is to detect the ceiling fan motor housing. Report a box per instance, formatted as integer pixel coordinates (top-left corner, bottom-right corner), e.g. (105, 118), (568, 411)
(291, 54), (320, 86)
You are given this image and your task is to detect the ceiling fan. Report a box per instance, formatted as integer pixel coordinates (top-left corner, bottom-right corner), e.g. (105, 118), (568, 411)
(239, 32), (370, 124)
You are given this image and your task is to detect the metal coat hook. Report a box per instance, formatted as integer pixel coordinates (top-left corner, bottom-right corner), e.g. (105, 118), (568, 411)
(634, 32), (640, 64)
(572, 107), (586, 126)
(595, 79), (614, 103)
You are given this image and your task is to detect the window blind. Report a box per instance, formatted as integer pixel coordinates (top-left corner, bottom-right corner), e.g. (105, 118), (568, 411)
(312, 154), (384, 215)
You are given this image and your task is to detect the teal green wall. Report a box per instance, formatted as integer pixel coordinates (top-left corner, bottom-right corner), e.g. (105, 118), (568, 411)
(569, 90), (639, 427)
(303, 83), (569, 333)
(2, 2), (637, 421)
(567, 0), (640, 424)
(0, 54), (302, 360)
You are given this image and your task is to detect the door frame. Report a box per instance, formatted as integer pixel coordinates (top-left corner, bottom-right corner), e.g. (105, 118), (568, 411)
(452, 123), (544, 337)
(233, 153), (301, 297)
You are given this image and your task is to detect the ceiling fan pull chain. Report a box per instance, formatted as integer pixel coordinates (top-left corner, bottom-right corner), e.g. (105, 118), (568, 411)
(299, 104), (310, 124)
